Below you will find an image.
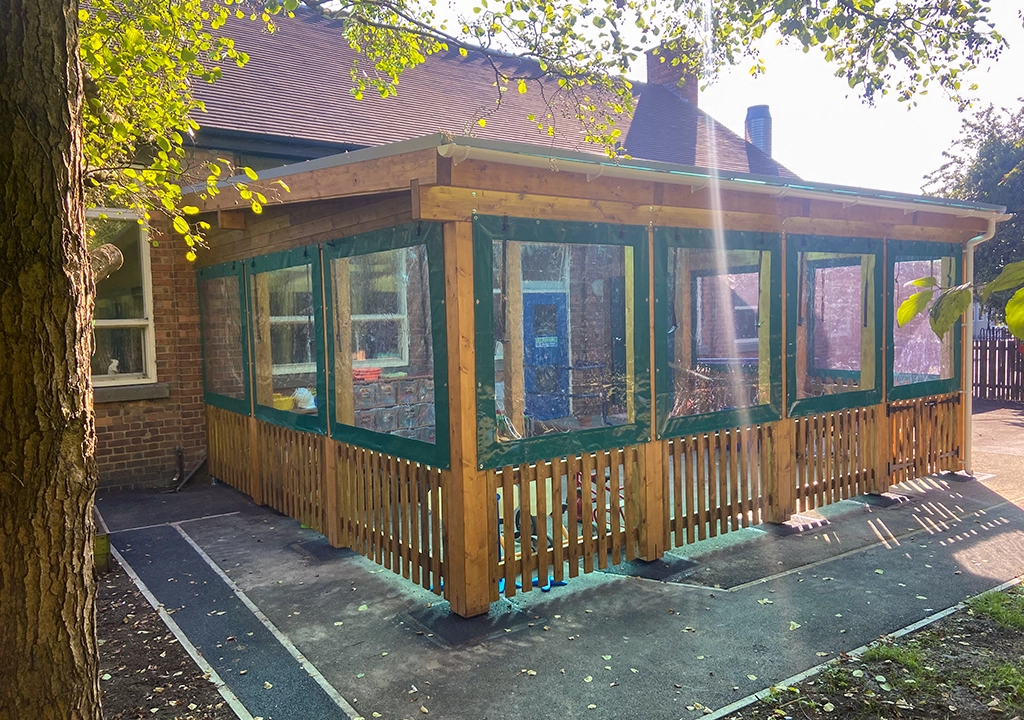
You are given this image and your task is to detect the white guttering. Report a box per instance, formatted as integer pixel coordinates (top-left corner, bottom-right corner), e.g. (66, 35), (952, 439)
(963, 216), (1000, 475)
(437, 141), (1008, 221)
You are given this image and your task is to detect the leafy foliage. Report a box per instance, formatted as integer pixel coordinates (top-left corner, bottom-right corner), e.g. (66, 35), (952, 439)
(901, 103), (1023, 338)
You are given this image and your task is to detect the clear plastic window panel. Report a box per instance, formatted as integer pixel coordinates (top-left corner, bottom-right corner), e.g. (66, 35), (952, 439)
(893, 257), (955, 385)
(252, 265), (318, 414)
(665, 247), (772, 417)
(492, 239), (633, 440)
(200, 275), (246, 400)
(796, 252), (877, 398)
(331, 246), (436, 444)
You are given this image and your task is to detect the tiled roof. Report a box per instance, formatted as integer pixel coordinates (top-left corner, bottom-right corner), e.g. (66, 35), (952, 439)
(194, 10), (797, 178)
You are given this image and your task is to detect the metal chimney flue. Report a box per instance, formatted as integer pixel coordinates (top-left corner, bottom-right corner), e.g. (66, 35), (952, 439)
(745, 105), (772, 157)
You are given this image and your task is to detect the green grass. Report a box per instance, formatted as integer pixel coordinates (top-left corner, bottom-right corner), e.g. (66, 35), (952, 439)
(968, 587), (1024, 630)
(971, 661), (1024, 709)
(861, 643), (925, 673)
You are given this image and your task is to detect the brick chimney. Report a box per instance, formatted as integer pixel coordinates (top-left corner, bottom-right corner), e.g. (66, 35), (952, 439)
(646, 42), (700, 106)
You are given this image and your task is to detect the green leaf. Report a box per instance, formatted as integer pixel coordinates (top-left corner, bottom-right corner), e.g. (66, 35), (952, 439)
(1004, 287), (1024, 340)
(907, 276), (938, 288)
(929, 285), (972, 337)
(243, 166), (259, 181)
(477, 118), (487, 128)
(172, 216), (190, 235)
(182, 205), (200, 215)
(897, 290), (934, 327)
(982, 259), (1024, 301)
(517, 78), (527, 94)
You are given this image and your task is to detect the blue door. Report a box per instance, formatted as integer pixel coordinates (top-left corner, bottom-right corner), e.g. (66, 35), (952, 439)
(523, 293), (569, 421)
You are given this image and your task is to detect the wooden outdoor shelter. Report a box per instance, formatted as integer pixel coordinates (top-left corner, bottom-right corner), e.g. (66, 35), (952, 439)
(190, 134), (1008, 617)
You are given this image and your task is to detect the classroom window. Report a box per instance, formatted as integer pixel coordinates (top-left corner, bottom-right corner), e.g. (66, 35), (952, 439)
(89, 211), (156, 385)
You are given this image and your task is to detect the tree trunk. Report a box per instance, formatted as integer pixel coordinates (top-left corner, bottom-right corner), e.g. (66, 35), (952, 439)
(0, 0), (101, 718)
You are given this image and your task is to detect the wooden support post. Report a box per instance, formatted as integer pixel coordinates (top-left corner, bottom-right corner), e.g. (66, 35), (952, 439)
(766, 418), (797, 523)
(252, 272), (274, 408)
(868, 403), (890, 494)
(503, 242), (525, 433)
(638, 228), (667, 560)
(331, 257), (355, 425)
(323, 436), (341, 547)
(248, 415), (263, 505)
(441, 221), (492, 618)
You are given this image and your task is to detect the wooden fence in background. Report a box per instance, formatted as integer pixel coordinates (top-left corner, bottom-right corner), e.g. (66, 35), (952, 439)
(795, 406), (881, 513)
(974, 329), (1024, 402)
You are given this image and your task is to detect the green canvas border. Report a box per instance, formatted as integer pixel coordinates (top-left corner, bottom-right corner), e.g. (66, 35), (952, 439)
(473, 215), (651, 470)
(653, 228), (783, 438)
(197, 261), (251, 416)
(786, 234), (884, 417)
(321, 222), (451, 469)
(247, 245), (328, 435)
(886, 240), (963, 402)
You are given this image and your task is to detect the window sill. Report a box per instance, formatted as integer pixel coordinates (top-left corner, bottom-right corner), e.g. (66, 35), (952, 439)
(94, 382), (170, 404)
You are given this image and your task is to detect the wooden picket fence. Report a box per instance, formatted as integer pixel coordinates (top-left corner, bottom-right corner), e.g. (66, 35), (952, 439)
(207, 406), (255, 497)
(665, 425), (767, 547)
(889, 393), (961, 484)
(795, 406), (880, 512)
(486, 446), (641, 600)
(333, 443), (445, 593)
(256, 421), (327, 536)
(974, 330), (1024, 402)
(206, 407), (446, 596)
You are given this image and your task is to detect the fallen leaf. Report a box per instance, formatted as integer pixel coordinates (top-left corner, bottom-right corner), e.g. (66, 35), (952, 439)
(101, 674), (111, 681)
(527, 670), (537, 677)
(747, 674), (757, 681)
(875, 569), (884, 575)
(358, 604), (368, 612)
(757, 598), (774, 605)
(917, 595), (928, 600)
(816, 652), (828, 657)
(239, 670), (248, 675)
(789, 621), (801, 631)
(420, 706), (429, 714)
(587, 704), (597, 710)
(264, 682), (273, 689)
(334, 621), (344, 626)
(602, 655), (612, 661)
(584, 676), (593, 683)
(823, 702), (835, 712)
(630, 668), (638, 673)
(356, 673), (365, 678)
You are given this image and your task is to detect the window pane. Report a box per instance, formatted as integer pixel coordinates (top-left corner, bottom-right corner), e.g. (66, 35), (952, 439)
(331, 246), (436, 444)
(200, 275), (246, 400)
(92, 327), (147, 377)
(893, 257), (955, 385)
(91, 218), (146, 320)
(666, 247), (771, 417)
(493, 239), (631, 440)
(252, 265), (318, 414)
(796, 252), (877, 399)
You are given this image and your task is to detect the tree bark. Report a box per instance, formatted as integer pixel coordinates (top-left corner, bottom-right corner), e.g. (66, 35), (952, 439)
(0, 1), (101, 718)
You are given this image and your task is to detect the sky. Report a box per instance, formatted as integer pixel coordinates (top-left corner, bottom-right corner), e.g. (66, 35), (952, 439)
(679, 6), (1024, 195)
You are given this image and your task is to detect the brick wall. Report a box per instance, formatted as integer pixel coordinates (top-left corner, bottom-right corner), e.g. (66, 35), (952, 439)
(94, 219), (207, 490)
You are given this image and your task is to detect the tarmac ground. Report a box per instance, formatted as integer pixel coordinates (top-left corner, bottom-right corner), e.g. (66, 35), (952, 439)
(98, 400), (1024, 720)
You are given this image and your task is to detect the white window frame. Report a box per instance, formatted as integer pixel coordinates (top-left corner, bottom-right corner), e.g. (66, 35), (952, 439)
(88, 208), (157, 386)
(351, 248), (410, 368)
